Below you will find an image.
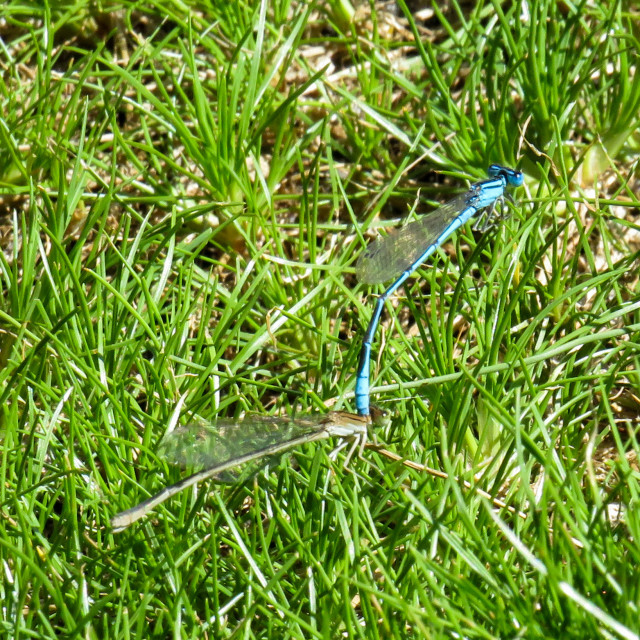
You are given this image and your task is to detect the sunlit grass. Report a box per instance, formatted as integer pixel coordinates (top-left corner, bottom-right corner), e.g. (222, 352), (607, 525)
(1, 0), (639, 638)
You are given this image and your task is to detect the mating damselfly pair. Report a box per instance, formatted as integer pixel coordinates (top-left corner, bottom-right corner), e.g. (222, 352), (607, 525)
(111, 164), (523, 530)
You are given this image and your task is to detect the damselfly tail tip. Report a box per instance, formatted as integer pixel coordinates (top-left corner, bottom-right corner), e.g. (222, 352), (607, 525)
(110, 516), (130, 533)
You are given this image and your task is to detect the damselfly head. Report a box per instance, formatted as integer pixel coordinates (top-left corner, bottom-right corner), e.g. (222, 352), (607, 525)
(369, 405), (391, 428)
(488, 164), (524, 187)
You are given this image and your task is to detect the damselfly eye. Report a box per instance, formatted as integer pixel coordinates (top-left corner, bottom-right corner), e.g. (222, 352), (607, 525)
(369, 405), (391, 428)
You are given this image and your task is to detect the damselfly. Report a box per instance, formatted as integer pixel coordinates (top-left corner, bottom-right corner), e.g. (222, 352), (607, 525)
(111, 408), (387, 532)
(354, 165), (524, 416)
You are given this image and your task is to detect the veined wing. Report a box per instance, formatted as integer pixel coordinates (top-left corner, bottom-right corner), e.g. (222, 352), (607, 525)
(158, 413), (339, 470)
(356, 191), (475, 285)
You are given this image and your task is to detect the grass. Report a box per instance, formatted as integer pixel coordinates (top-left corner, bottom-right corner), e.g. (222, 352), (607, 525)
(1, 0), (640, 638)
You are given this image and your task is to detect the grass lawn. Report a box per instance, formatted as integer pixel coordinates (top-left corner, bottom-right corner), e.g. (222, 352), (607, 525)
(1, 0), (639, 638)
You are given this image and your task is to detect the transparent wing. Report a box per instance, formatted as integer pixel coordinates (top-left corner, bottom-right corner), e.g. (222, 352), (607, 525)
(356, 191), (474, 285)
(158, 414), (330, 470)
